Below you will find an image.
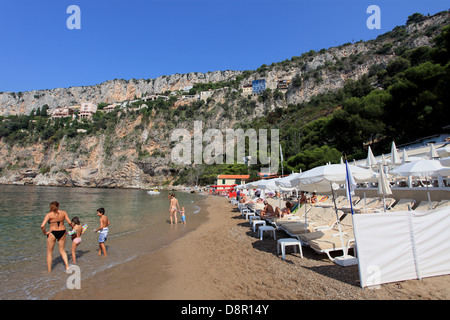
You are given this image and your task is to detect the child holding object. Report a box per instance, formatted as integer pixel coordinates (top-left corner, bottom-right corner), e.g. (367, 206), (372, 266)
(69, 217), (87, 263)
(94, 208), (110, 256)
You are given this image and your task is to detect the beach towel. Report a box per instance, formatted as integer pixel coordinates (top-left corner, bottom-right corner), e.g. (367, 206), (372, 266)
(290, 202), (299, 214)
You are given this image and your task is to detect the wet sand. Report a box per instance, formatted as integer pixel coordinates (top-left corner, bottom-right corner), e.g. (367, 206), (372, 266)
(52, 195), (450, 300)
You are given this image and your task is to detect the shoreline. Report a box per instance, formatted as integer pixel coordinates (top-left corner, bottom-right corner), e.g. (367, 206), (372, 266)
(52, 194), (450, 300)
(51, 192), (215, 300)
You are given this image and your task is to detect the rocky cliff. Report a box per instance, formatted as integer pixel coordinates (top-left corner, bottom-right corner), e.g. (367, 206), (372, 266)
(0, 11), (448, 188)
(0, 70), (242, 116)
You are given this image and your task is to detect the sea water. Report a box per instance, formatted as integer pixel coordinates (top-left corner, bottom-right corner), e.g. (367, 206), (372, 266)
(0, 185), (208, 300)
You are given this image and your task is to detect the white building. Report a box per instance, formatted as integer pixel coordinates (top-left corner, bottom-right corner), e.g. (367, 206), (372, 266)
(79, 102), (98, 118)
(242, 84), (253, 95)
(51, 106), (74, 119)
(199, 90), (213, 102)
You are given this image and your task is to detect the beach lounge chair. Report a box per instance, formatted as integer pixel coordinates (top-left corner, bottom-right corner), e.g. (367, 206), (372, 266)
(307, 214), (356, 261)
(264, 203), (305, 225)
(350, 197), (395, 213)
(388, 199), (415, 212)
(414, 200), (438, 211)
(278, 207), (343, 237)
(434, 199), (450, 209)
(296, 212), (354, 245)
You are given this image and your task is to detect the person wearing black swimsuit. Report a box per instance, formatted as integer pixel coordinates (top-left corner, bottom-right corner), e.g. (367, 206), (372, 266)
(40, 201), (73, 273)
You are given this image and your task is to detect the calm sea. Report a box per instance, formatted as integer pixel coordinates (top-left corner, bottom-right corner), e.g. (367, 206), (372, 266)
(0, 185), (208, 300)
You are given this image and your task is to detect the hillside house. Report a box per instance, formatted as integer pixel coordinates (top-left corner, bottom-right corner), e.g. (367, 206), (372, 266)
(252, 79), (266, 94)
(79, 102), (98, 118)
(51, 106), (74, 119)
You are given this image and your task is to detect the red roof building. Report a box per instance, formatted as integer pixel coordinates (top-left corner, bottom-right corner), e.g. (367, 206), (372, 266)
(216, 175), (250, 186)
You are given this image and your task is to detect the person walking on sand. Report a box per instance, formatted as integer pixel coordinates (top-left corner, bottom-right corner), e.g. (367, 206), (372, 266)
(40, 201), (73, 273)
(94, 208), (110, 256)
(169, 193), (180, 224)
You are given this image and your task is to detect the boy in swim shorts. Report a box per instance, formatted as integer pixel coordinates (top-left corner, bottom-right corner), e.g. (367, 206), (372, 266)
(180, 207), (186, 224)
(94, 208), (110, 256)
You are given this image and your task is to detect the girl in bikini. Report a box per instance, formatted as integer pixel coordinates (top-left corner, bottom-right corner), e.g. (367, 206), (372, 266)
(40, 201), (73, 273)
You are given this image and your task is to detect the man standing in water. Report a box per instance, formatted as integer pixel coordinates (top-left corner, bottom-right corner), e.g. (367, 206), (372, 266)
(169, 193), (180, 224)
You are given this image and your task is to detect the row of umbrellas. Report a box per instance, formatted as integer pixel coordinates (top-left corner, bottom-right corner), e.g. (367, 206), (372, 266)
(238, 142), (450, 211)
(234, 141), (450, 263)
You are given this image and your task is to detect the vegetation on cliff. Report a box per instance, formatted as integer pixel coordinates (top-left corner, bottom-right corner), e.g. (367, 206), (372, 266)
(0, 12), (449, 187)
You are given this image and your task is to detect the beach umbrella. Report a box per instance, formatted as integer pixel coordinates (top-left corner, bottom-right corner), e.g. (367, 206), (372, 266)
(256, 177), (284, 191)
(429, 144), (439, 159)
(438, 166), (450, 177)
(378, 154), (390, 175)
(291, 163), (376, 188)
(402, 149), (410, 164)
(243, 181), (260, 190)
(275, 173), (303, 189)
(390, 142), (402, 166)
(377, 166), (392, 212)
(291, 163), (376, 262)
(365, 146), (377, 168)
(436, 145), (450, 158)
(391, 159), (446, 210)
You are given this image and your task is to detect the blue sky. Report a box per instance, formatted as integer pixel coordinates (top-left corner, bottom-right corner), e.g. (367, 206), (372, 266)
(0, 0), (448, 92)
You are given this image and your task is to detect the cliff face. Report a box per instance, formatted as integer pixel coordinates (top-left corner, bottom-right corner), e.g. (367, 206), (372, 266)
(0, 11), (448, 188)
(0, 115), (174, 188)
(0, 70), (242, 116)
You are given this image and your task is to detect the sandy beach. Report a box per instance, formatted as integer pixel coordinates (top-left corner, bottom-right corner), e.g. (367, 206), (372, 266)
(52, 194), (450, 300)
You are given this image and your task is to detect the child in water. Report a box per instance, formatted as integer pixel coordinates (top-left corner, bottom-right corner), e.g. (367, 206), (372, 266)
(95, 208), (110, 256)
(180, 207), (186, 224)
(70, 217), (86, 263)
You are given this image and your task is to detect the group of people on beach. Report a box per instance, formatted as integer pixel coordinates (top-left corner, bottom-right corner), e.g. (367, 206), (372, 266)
(40, 201), (110, 273)
(235, 189), (320, 219)
(168, 193), (186, 224)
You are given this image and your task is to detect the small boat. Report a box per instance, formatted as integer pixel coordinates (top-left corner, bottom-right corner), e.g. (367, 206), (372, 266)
(147, 189), (160, 195)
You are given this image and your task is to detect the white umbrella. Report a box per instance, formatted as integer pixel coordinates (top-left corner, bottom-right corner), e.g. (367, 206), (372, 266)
(377, 166), (392, 212)
(402, 149), (410, 164)
(436, 145), (450, 158)
(243, 181), (260, 189)
(256, 178), (281, 190)
(438, 166), (450, 177)
(366, 146), (377, 168)
(291, 163), (376, 263)
(440, 156), (450, 167)
(390, 142), (402, 165)
(291, 163), (376, 188)
(391, 159), (446, 209)
(275, 173), (302, 189)
(430, 144), (439, 159)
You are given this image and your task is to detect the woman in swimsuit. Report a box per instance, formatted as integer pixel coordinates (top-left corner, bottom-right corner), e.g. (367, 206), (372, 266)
(40, 201), (73, 273)
(169, 193), (180, 224)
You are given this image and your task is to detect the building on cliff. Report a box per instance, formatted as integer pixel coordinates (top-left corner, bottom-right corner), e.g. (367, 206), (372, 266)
(51, 106), (74, 119)
(79, 102), (98, 118)
(252, 79), (266, 94)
